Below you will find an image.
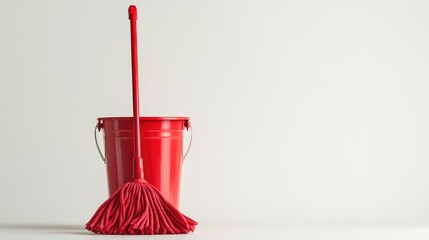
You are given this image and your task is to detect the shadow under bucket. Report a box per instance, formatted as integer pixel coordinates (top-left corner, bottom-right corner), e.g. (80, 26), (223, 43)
(95, 117), (191, 209)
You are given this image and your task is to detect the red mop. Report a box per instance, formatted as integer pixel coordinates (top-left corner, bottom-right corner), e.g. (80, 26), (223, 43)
(86, 5), (197, 234)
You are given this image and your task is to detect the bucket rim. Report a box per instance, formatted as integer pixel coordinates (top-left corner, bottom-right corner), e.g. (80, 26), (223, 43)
(98, 116), (190, 121)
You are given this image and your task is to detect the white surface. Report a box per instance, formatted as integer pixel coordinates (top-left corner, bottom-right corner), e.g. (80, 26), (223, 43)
(1, 223), (429, 240)
(1, 0), (429, 228)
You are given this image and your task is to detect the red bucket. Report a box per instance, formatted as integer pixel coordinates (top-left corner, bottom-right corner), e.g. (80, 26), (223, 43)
(95, 117), (191, 209)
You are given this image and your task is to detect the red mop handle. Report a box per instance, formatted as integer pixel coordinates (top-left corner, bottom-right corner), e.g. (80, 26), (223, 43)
(129, 5), (144, 179)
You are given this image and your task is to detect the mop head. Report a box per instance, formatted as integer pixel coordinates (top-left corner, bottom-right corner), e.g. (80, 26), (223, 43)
(86, 179), (197, 234)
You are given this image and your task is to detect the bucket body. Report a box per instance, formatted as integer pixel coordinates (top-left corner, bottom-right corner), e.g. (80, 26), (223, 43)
(97, 117), (190, 209)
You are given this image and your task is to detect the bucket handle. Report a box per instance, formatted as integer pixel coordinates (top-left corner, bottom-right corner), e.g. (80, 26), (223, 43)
(94, 121), (192, 164)
(94, 124), (106, 164)
(182, 123), (193, 163)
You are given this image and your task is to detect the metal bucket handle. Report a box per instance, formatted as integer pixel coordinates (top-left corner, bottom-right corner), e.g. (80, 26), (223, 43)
(94, 124), (106, 163)
(94, 120), (192, 164)
(182, 121), (193, 163)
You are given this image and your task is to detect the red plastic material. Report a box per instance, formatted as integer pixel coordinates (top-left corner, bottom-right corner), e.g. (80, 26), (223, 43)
(129, 3), (144, 181)
(98, 117), (189, 208)
(128, 5), (137, 19)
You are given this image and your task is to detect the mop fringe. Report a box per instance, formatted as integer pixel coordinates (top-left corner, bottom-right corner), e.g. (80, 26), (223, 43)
(86, 180), (197, 235)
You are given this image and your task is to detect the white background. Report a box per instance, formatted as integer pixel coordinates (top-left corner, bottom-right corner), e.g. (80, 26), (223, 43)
(1, 0), (429, 236)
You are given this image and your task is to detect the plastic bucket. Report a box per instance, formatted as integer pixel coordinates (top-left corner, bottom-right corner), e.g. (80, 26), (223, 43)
(95, 117), (191, 209)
